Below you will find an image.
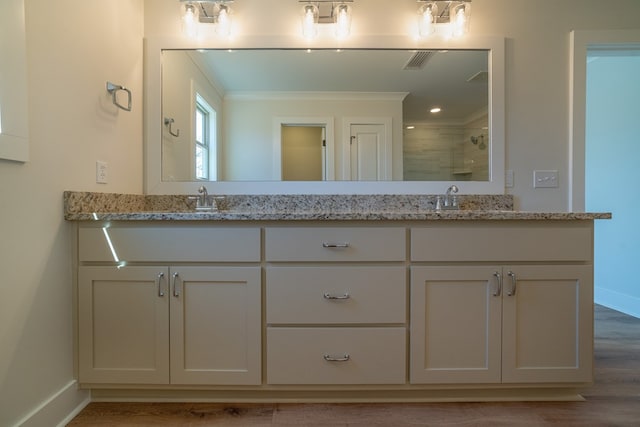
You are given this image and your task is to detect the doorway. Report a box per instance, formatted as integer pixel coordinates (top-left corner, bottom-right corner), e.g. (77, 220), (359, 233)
(273, 117), (334, 181)
(585, 48), (640, 318)
(281, 125), (326, 181)
(571, 30), (640, 318)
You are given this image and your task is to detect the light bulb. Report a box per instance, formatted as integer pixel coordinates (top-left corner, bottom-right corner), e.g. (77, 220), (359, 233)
(181, 3), (198, 39)
(452, 4), (468, 37)
(418, 3), (437, 37)
(302, 4), (318, 39)
(216, 4), (232, 37)
(334, 4), (351, 39)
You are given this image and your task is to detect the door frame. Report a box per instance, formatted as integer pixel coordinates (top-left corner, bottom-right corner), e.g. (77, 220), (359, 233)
(569, 30), (640, 211)
(273, 116), (334, 181)
(342, 117), (393, 181)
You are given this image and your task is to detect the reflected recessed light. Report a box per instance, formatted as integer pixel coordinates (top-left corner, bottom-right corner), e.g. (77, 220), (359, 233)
(406, 125), (415, 130)
(430, 107), (442, 113)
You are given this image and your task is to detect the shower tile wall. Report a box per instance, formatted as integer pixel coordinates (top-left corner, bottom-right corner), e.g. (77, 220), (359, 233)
(403, 121), (489, 181)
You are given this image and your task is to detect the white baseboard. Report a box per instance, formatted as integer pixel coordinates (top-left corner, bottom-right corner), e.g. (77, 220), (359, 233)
(15, 380), (90, 427)
(595, 287), (640, 319)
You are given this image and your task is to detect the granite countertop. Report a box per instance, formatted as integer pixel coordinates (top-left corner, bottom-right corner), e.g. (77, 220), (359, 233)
(63, 191), (611, 221)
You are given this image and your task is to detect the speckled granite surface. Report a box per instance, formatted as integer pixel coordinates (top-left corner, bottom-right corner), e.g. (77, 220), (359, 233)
(63, 191), (610, 221)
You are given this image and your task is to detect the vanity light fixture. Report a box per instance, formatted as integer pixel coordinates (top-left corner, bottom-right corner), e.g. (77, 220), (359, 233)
(417, 1), (471, 39)
(299, 1), (354, 40)
(430, 107), (442, 113)
(179, 1), (235, 39)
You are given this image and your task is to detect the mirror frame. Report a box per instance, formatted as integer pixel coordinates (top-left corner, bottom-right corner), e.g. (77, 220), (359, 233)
(144, 36), (504, 195)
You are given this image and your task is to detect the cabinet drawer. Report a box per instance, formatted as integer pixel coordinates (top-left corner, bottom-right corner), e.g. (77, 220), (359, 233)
(267, 327), (406, 384)
(79, 226), (260, 262)
(266, 266), (406, 324)
(411, 222), (592, 262)
(265, 227), (405, 262)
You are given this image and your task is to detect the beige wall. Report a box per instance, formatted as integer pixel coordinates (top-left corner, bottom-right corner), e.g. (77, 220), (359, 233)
(146, 0), (640, 210)
(2, 0), (640, 425)
(0, 1), (143, 425)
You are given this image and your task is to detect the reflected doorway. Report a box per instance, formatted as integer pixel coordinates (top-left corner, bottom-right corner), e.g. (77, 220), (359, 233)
(281, 125), (326, 181)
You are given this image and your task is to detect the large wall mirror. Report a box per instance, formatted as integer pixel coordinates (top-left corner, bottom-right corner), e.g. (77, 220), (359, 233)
(145, 37), (504, 195)
(0, 0), (29, 162)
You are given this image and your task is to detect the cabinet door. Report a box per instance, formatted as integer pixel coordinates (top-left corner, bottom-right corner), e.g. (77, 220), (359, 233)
(78, 266), (170, 384)
(501, 265), (593, 383)
(410, 266), (502, 384)
(169, 266), (261, 385)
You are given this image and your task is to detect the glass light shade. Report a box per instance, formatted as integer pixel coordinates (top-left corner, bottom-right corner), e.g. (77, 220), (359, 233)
(301, 4), (319, 39)
(418, 2), (437, 37)
(181, 3), (199, 39)
(452, 2), (470, 37)
(334, 3), (352, 39)
(216, 4), (232, 37)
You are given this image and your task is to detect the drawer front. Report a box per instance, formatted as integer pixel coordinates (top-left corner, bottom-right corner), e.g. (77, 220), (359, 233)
(267, 327), (406, 384)
(411, 222), (592, 262)
(266, 266), (406, 324)
(265, 227), (405, 262)
(79, 226), (261, 262)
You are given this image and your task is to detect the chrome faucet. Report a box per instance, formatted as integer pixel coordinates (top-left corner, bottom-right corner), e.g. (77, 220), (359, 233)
(189, 185), (219, 211)
(436, 185), (459, 210)
(198, 185), (209, 207)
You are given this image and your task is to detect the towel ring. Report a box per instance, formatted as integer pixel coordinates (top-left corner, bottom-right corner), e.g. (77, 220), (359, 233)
(106, 81), (132, 112)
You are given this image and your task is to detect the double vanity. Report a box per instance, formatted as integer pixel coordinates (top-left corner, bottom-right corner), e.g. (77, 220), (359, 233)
(65, 191), (610, 402)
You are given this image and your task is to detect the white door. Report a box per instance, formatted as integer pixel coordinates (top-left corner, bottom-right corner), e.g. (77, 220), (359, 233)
(349, 123), (389, 180)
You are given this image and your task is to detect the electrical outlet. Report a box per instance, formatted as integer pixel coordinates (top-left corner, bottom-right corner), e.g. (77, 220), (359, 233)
(96, 161), (108, 184)
(533, 170), (558, 188)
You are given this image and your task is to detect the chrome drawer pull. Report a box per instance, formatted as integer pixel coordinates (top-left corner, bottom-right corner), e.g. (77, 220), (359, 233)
(322, 242), (350, 248)
(323, 354), (350, 362)
(157, 272), (165, 297)
(172, 272), (181, 297)
(507, 271), (517, 296)
(492, 271), (502, 297)
(323, 292), (350, 300)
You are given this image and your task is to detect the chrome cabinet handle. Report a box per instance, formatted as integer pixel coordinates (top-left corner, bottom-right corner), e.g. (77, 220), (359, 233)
(492, 271), (502, 297)
(323, 292), (350, 300)
(322, 242), (350, 248)
(157, 272), (165, 297)
(507, 271), (517, 296)
(172, 272), (181, 297)
(323, 354), (350, 362)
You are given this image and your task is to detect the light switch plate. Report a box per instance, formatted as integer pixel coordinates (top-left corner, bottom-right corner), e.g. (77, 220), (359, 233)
(533, 170), (558, 188)
(505, 170), (514, 188)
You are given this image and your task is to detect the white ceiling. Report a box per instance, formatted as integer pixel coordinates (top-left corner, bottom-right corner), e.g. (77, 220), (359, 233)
(187, 48), (489, 125)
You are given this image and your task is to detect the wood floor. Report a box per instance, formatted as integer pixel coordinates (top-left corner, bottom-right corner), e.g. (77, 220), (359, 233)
(68, 305), (640, 426)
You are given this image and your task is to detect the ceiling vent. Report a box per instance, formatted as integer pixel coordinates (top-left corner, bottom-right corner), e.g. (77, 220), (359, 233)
(466, 70), (489, 82)
(403, 51), (435, 70)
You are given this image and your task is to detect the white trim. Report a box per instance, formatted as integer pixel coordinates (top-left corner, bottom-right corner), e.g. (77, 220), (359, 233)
(226, 91), (409, 102)
(569, 30), (640, 211)
(14, 380), (90, 427)
(595, 287), (640, 319)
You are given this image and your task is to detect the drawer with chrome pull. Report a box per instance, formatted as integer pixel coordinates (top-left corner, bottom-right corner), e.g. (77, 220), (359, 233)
(264, 227), (405, 262)
(266, 327), (406, 384)
(266, 266), (406, 324)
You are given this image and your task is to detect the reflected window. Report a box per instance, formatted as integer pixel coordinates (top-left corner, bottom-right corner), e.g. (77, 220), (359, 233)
(195, 94), (216, 180)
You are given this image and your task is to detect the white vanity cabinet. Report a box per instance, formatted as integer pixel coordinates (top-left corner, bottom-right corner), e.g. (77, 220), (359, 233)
(77, 225), (262, 386)
(264, 226), (407, 385)
(72, 217), (600, 399)
(410, 222), (594, 385)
